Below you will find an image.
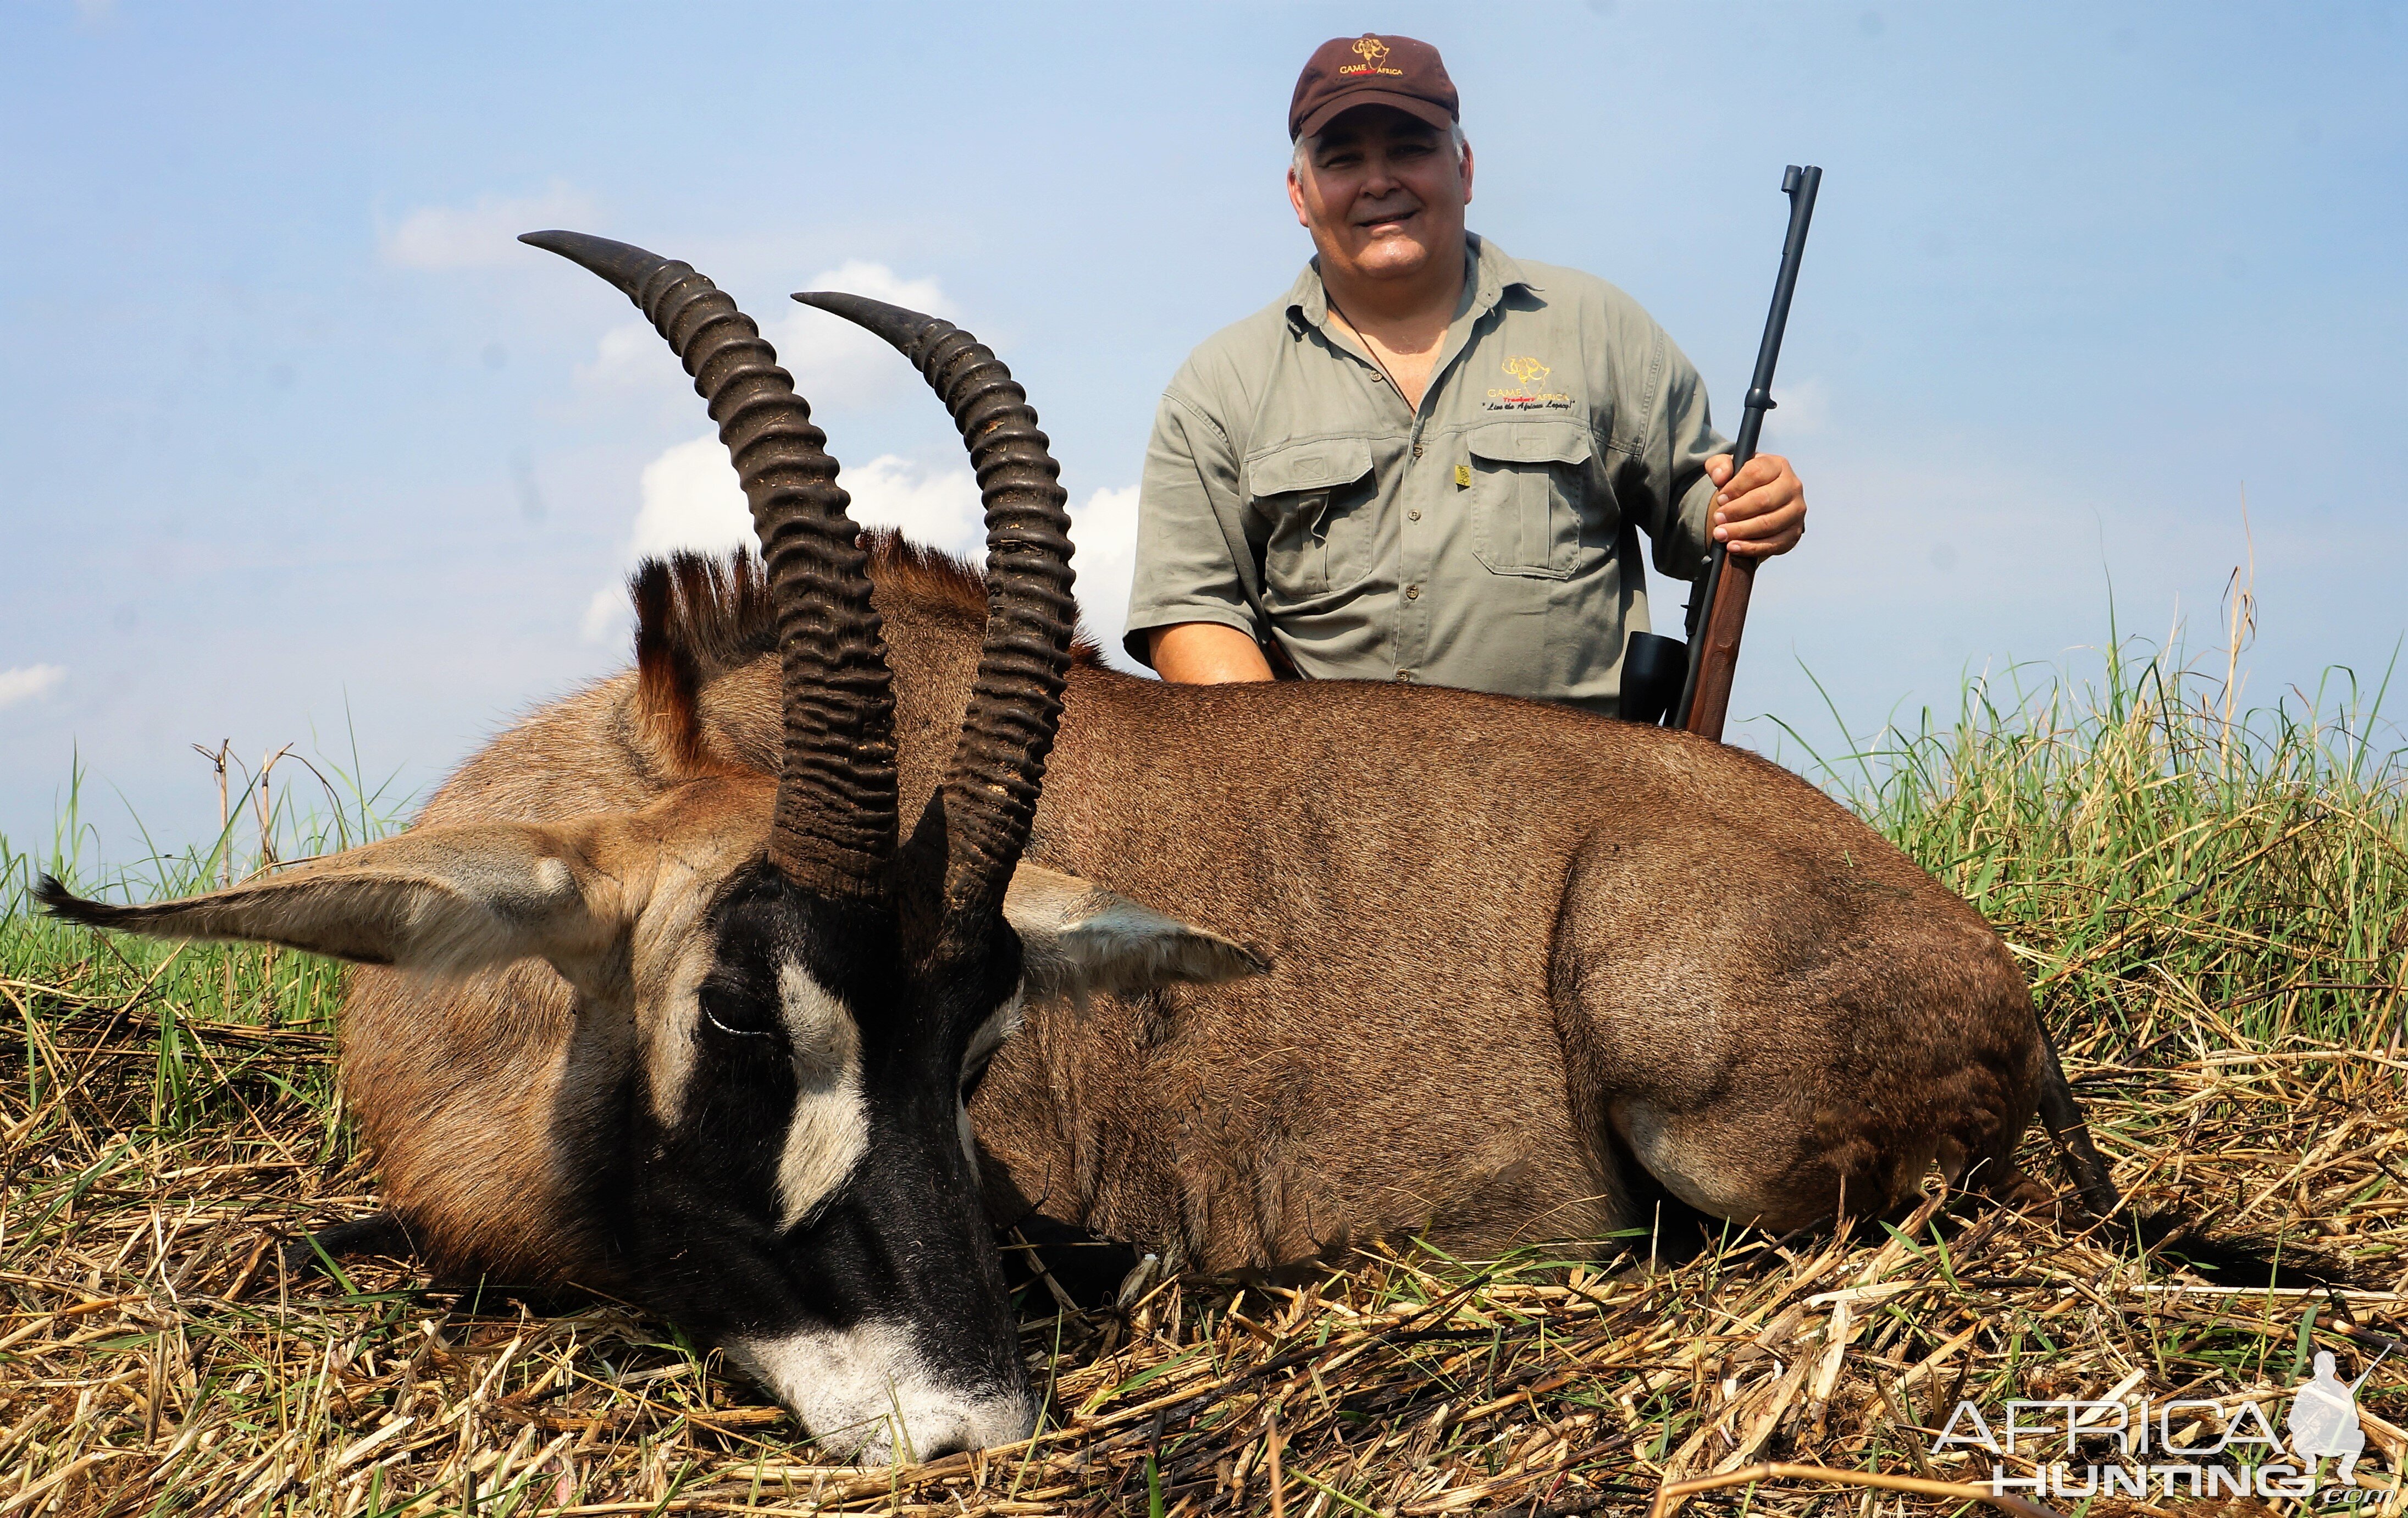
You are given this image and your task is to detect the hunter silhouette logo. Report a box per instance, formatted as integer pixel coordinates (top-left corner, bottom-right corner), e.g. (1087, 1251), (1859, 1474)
(2290, 1350), (2373, 1485)
(1341, 35), (1405, 76)
(1502, 356), (1552, 390)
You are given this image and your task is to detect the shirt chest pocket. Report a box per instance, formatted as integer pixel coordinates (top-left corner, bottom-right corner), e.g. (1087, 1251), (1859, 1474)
(1465, 421), (1596, 579)
(1247, 437), (1377, 598)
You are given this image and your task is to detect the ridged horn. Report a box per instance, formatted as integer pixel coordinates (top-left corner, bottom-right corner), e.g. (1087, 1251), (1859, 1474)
(527, 232), (895, 898)
(794, 292), (1076, 916)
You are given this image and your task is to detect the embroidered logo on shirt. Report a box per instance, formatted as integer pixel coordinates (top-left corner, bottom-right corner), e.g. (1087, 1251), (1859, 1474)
(1339, 35), (1405, 77)
(1485, 355), (1574, 412)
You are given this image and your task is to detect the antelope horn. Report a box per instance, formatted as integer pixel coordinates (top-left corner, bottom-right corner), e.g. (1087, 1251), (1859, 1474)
(527, 232), (895, 897)
(793, 292), (1076, 916)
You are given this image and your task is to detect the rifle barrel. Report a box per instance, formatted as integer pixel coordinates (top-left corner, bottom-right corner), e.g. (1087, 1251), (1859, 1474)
(1673, 164), (1822, 737)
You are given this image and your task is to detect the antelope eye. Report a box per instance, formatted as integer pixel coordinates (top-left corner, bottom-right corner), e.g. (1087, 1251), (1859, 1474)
(699, 979), (778, 1040)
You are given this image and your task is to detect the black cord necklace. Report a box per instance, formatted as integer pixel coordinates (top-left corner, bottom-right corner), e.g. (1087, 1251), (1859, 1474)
(1324, 296), (1413, 405)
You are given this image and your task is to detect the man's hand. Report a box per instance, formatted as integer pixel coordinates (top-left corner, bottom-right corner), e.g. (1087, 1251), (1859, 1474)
(1702, 452), (1806, 557)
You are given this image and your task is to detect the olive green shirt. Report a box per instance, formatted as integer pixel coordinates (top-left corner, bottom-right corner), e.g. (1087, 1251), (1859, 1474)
(1123, 234), (1729, 715)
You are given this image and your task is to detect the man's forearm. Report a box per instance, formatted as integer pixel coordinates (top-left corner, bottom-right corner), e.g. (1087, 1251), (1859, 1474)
(1149, 622), (1276, 684)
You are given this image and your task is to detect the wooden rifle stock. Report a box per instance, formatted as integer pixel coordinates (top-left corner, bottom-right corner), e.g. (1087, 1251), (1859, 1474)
(1671, 164), (1821, 741)
(1681, 553), (1756, 739)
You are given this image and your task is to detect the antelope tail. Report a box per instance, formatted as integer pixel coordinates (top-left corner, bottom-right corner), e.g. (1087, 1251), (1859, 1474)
(2036, 1020), (2119, 1217)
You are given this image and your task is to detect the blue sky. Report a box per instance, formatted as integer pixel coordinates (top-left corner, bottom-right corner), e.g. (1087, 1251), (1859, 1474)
(4, 2), (2404, 862)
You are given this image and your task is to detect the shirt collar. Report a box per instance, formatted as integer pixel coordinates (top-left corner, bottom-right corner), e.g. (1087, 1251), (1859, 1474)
(1473, 234), (1542, 303)
(1286, 233), (1541, 333)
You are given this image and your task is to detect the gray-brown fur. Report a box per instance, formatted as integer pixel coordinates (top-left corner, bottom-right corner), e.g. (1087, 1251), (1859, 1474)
(338, 534), (2062, 1284)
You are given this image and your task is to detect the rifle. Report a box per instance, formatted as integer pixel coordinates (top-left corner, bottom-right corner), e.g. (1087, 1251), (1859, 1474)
(1620, 164), (1822, 738)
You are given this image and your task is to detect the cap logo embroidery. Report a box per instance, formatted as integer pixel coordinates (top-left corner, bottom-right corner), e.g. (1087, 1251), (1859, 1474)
(1339, 34), (1405, 78)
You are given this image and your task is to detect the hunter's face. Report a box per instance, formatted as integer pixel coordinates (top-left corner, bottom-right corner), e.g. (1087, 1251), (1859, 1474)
(1287, 105), (1473, 288)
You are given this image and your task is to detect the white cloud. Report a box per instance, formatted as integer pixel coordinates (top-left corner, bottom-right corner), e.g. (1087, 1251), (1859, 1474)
(581, 431), (755, 643)
(623, 435), (989, 566)
(626, 433), (755, 563)
(381, 181), (596, 271)
(844, 455), (984, 558)
(0, 665), (67, 710)
(1068, 485), (1141, 667)
(785, 259), (951, 325)
(1762, 376), (1830, 446)
(583, 430), (1142, 670)
(580, 434), (990, 644)
(777, 260), (953, 400)
(580, 586), (628, 645)
(838, 470), (1141, 665)
(575, 258), (953, 401)
(576, 320), (667, 389)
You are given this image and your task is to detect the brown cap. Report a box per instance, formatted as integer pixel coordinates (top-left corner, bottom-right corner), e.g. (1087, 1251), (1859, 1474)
(1288, 34), (1458, 143)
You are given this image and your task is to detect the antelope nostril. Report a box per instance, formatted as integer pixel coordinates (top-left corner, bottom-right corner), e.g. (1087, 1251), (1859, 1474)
(847, 1414), (975, 1469)
(911, 1425), (980, 1464)
(893, 1394), (1039, 1465)
(875, 1392), (1038, 1466)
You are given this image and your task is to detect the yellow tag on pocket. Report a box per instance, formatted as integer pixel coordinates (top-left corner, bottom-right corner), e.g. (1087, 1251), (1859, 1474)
(1454, 463), (1471, 488)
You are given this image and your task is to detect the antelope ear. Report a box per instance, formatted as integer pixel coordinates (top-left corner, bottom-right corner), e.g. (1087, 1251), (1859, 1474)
(36, 820), (635, 977)
(1002, 864), (1267, 1002)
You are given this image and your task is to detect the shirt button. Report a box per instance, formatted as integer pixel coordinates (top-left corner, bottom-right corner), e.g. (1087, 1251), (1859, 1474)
(1407, 509), (1422, 521)
(1394, 669), (1414, 682)
(1405, 584), (1421, 600)
(1411, 442), (1425, 459)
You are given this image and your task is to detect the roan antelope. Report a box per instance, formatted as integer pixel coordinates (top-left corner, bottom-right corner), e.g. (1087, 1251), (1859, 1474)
(41, 231), (2114, 1466)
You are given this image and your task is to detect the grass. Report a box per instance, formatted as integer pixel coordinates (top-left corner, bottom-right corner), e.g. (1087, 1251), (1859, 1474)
(3, 617), (2405, 1516)
(1800, 613), (2408, 1058)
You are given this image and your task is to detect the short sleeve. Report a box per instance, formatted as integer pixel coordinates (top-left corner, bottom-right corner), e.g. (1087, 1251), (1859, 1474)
(1122, 385), (1263, 669)
(1632, 329), (1729, 582)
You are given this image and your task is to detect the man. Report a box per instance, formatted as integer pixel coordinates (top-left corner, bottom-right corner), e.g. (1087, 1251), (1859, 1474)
(1122, 33), (1807, 714)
